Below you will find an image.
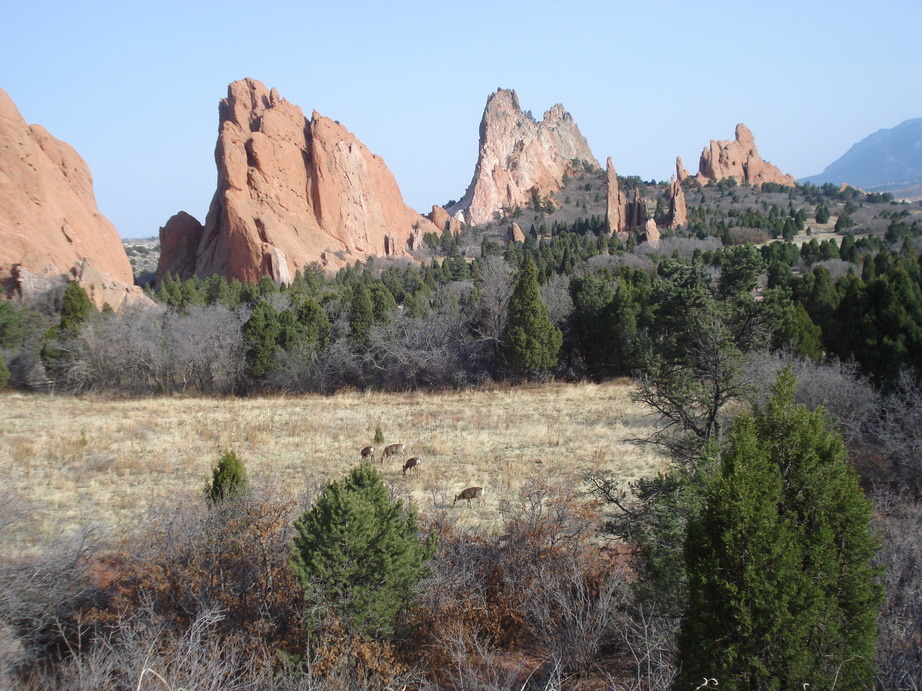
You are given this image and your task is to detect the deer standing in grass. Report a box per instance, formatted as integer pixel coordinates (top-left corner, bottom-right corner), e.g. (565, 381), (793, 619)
(360, 446), (375, 462)
(381, 443), (404, 464)
(454, 487), (483, 507)
(402, 457), (420, 475)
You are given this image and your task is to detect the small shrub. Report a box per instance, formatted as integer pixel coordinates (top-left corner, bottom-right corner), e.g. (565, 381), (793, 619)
(373, 425), (385, 445)
(207, 450), (248, 503)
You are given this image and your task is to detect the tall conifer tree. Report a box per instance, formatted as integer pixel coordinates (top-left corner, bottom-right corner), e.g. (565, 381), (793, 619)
(676, 371), (881, 689)
(500, 254), (562, 376)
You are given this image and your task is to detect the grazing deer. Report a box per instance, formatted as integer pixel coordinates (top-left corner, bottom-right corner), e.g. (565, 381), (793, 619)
(381, 443), (405, 463)
(402, 457), (420, 475)
(454, 486), (483, 507)
(360, 446), (375, 462)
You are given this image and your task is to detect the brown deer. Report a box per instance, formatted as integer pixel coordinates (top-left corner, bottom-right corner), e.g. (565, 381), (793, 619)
(360, 446), (375, 462)
(402, 457), (420, 475)
(453, 486), (483, 507)
(381, 443), (405, 463)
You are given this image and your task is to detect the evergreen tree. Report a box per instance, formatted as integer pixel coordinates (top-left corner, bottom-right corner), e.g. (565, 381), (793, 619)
(291, 463), (436, 638)
(676, 371), (881, 689)
(207, 449), (248, 502)
(58, 282), (95, 333)
(349, 282), (374, 342)
(242, 301), (282, 379)
(500, 255), (562, 376)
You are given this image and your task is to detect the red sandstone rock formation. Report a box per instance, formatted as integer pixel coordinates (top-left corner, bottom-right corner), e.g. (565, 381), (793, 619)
(427, 205), (462, 236)
(644, 219), (661, 249)
(625, 187), (649, 230)
(508, 222), (526, 243)
(605, 157), (627, 236)
(157, 212), (203, 280)
(668, 158), (688, 229)
(676, 156), (691, 182)
(0, 87), (146, 309)
(449, 89), (598, 226)
(696, 123), (796, 187)
(158, 79), (439, 283)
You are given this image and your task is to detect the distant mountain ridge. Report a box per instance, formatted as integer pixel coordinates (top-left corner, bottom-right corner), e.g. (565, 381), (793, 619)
(801, 118), (922, 194)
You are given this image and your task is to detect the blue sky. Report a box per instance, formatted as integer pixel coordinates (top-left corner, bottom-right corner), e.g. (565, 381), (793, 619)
(2, 0), (921, 238)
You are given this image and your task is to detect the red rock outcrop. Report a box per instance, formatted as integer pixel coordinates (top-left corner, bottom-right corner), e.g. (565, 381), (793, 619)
(508, 222), (526, 243)
(0, 87), (145, 309)
(676, 156), (691, 182)
(158, 79), (439, 283)
(625, 187), (649, 230)
(696, 123), (796, 187)
(157, 212), (203, 280)
(605, 157), (626, 236)
(448, 88), (598, 226)
(644, 219), (661, 249)
(427, 205), (462, 236)
(668, 160), (687, 228)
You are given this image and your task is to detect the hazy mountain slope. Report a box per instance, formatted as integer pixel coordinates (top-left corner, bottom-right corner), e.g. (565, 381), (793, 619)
(801, 118), (922, 192)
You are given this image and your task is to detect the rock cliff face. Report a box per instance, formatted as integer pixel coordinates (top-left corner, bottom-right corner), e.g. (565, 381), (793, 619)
(158, 79), (439, 283)
(696, 123), (796, 187)
(0, 87), (145, 309)
(449, 89), (598, 226)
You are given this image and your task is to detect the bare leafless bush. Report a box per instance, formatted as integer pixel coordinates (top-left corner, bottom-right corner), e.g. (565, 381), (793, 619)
(745, 351), (880, 449)
(300, 338), (366, 392)
(811, 258), (855, 281)
(874, 489), (922, 689)
(877, 371), (922, 487)
(540, 274), (573, 327)
(615, 602), (679, 690)
(414, 481), (626, 684)
(95, 488), (302, 653)
(365, 299), (483, 390)
(0, 526), (103, 680)
(58, 304), (246, 394)
(727, 226), (771, 244)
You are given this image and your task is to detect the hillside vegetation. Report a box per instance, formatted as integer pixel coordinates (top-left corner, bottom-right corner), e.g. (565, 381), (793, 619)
(2, 179), (922, 688)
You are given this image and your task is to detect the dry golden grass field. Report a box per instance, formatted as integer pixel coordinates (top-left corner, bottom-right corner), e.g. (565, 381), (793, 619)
(0, 381), (665, 550)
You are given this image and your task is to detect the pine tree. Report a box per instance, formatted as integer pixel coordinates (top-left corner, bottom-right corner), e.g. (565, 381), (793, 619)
(500, 255), (562, 376)
(291, 463), (436, 638)
(676, 371), (881, 689)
